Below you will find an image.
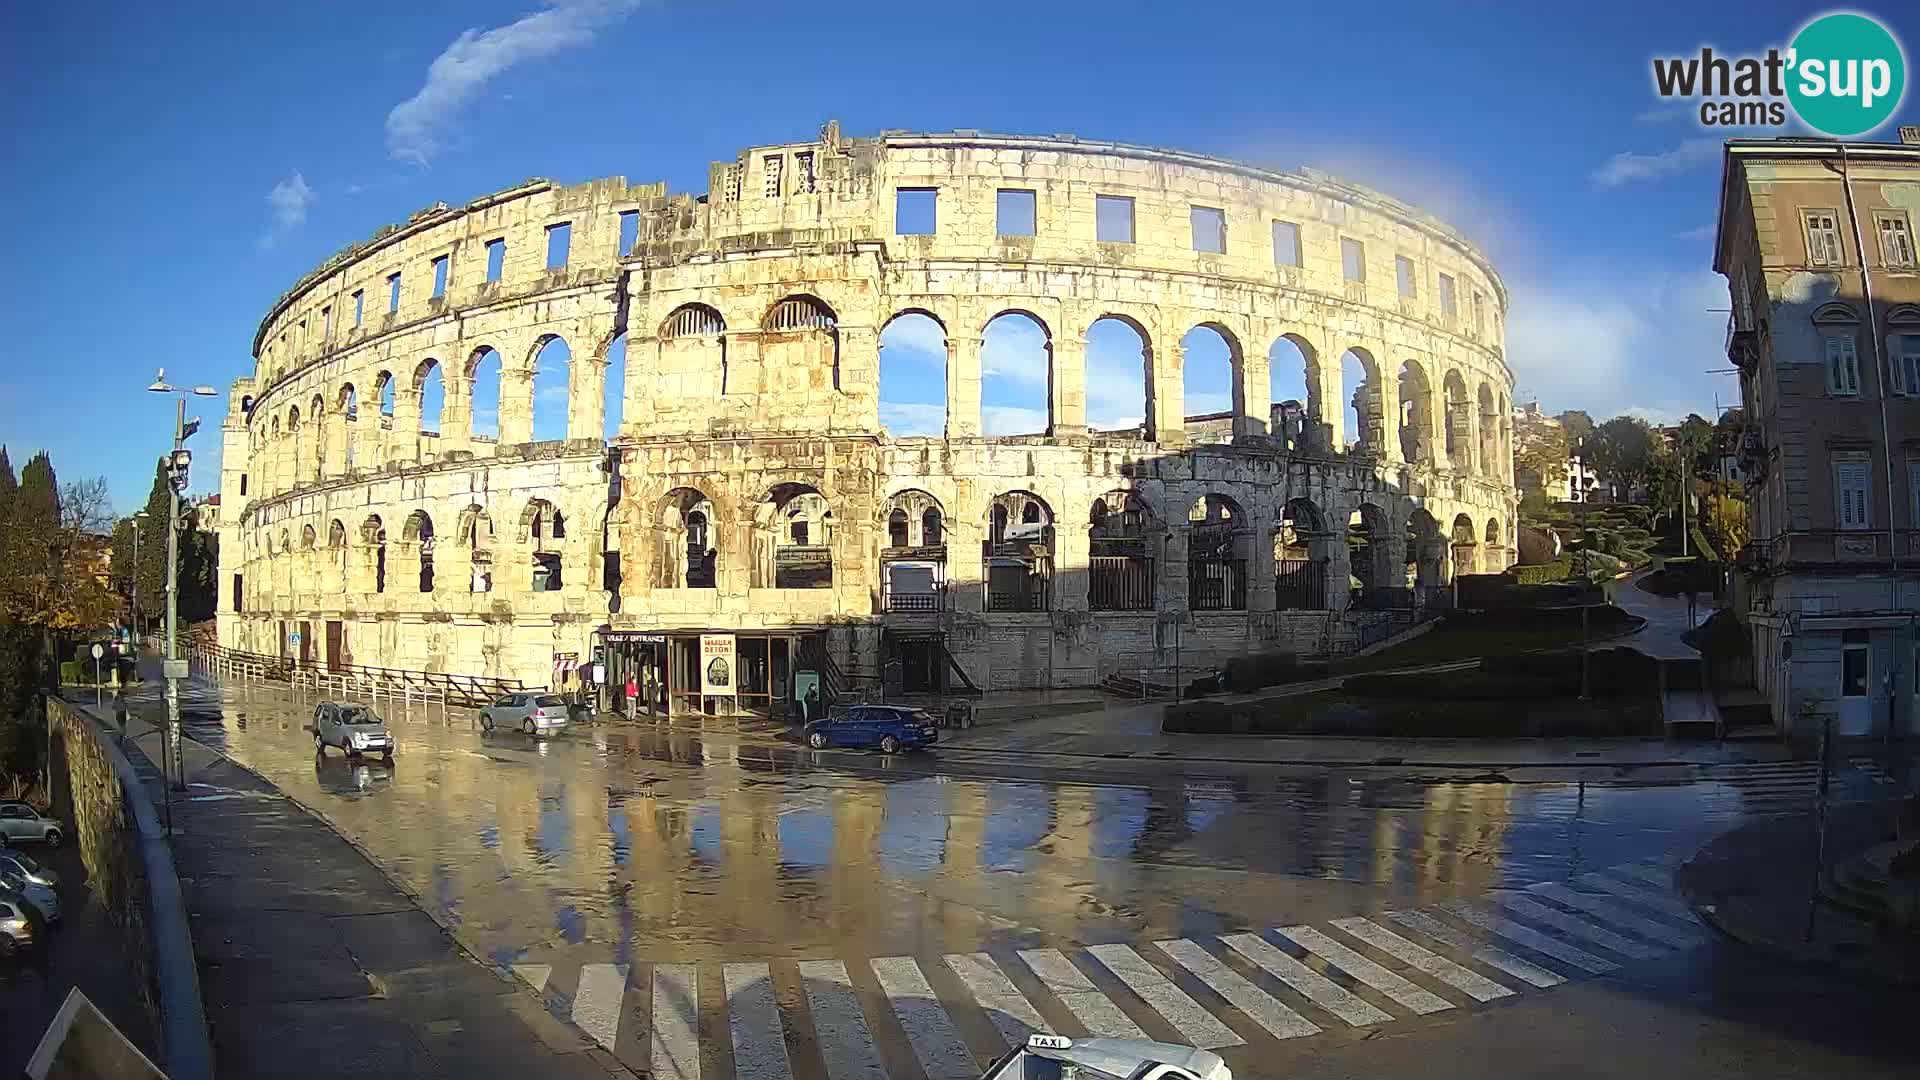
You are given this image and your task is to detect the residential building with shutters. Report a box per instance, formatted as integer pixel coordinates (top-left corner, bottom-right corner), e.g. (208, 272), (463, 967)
(1715, 134), (1920, 741)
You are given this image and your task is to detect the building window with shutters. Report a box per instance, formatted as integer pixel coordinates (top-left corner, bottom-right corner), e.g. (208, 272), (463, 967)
(1894, 329), (1920, 397)
(1908, 460), (1920, 529)
(1823, 334), (1861, 395)
(1876, 211), (1917, 269)
(1834, 455), (1872, 531)
(1805, 209), (1845, 266)
(763, 155), (783, 198)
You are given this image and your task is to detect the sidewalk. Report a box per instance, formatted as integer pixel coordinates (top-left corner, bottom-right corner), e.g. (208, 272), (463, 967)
(1679, 800), (1920, 986)
(92, 699), (622, 1079)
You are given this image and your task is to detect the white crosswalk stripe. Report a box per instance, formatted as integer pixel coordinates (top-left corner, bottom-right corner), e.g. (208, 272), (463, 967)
(512, 962), (552, 993)
(651, 964), (702, 1080)
(1527, 883), (1709, 949)
(1576, 872), (1698, 920)
(1019, 948), (1148, 1039)
(1220, 933), (1393, 1027)
(572, 962), (627, 1054)
(1612, 862), (1677, 888)
(1489, 894), (1663, 960)
(1444, 901), (1620, 974)
(1153, 938), (1321, 1040)
(1328, 917), (1515, 1002)
(944, 952), (1050, 1048)
(1275, 925), (1453, 1015)
(1385, 910), (1567, 988)
(724, 963), (794, 1080)
(1087, 943), (1245, 1049)
(798, 961), (887, 1080)
(871, 956), (976, 1080)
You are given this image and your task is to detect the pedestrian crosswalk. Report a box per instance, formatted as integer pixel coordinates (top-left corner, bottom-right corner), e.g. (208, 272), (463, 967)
(1694, 760), (1900, 813)
(510, 859), (1710, 1079)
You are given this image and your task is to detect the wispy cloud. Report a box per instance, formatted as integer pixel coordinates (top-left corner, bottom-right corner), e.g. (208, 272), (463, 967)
(1675, 224), (1717, 241)
(1634, 105), (1695, 125)
(880, 402), (946, 437)
(386, 1), (649, 166)
(261, 170), (314, 249)
(1591, 137), (1721, 187)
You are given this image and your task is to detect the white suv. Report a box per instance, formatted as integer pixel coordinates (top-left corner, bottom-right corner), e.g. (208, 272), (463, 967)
(0, 802), (62, 847)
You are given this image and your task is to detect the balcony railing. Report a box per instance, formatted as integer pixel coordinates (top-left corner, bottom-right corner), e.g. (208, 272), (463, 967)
(885, 591), (943, 613)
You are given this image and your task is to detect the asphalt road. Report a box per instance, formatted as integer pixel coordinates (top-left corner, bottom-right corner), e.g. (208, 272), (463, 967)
(117, 675), (1919, 1080)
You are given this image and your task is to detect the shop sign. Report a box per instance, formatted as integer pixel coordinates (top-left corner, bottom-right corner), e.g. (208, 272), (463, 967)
(700, 633), (736, 695)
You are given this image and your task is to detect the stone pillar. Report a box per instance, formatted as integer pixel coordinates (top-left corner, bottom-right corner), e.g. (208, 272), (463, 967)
(946, 514), (984, 612)
(1248, 507), (1277, 610)
(1053, 504), (1090, 612)
(1160, 526), (1189, 611)
(946, 334), (981, 439)
(499, 364), (533, 446)
(1425, 383), (1447, 470)
(392, 542), (424, 597)
(1050, 334), (1087, 438)
(1153, 345), (1187, 445)
(441, 375), (473, 455)
(571, 358), (605, 442)
(393, 389), (423, 464)
(322, 409), (347, 477)
(1315, 350), (1345, 451)
(1239, 347), (1271, 438)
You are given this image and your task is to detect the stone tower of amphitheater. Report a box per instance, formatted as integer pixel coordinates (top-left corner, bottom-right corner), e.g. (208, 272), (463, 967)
(217, 122), (1516, 714)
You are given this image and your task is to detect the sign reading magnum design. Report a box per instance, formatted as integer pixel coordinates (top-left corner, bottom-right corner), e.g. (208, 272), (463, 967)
(701, 633), (736, 695)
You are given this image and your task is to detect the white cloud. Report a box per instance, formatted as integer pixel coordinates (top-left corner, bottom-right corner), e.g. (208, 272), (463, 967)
(386, 1), (649, 166)
(980, 317), (1049, 383)
(1591, 137), (1721, 187)
(983, 406), (1049, 436)
(880, 402), (946, 437)
(1675, 224), (1717, 241)
(879, 314), (947, 357)
(261, 170), (314, 248)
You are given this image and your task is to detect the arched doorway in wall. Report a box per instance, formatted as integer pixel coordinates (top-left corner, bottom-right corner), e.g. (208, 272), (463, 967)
(1187, 494), (1250, 611)
(653, 488), (718, 589)
(1342, 348), (1384, 455)
(762, 294), (840, 394)
(659, 303), (727, 397)
(415, 359), (444, 456)
(1181, 324), (1240, 443)
(308, 394), (327, 481)
(603, 333), (627, 439)
(1485, 516), (1505, 572)
(522, 499), (566, 591)
(456, 505), (496, 593)
(881, 489), (947, 614)
(403, 510), (435, 592)
(1089, 491), (1155, 610)
(1269, 334), (1319, 451)
(361, 515), (387, 594)
(284, 407), (301, 485)
(983, 491), (1053, 611)
(1087, 317), (1151, 436)
(1347, 503), (1392, 605)
(338, 384), (360, 471)
(1398, 360), (1434, 465)
(878, 312), (947, 437)
(1443, 370), (1472, 472)
(1478, 383), (1499, 477)
(1452, 513), (1480, 577)
(1275, 497), (1332, 610)
(758, 485), (833, 589)
(468, 347), (503, 443)
(1407, 508), (1445, 594)
(531, 336), (571, 442)
(980, 312), (1051, 436)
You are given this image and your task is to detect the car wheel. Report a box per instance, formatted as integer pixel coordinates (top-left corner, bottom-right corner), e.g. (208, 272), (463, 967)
(879, 735), (901, 755)
(0, 935), (15, 959)
(522, 718), (536, 735)
(314, 732), (326, 755)
(382, 750), (394, 763)
(44, 828), (61, 847)
(480, 712), (493, 732)
(808, 732), (828, 749)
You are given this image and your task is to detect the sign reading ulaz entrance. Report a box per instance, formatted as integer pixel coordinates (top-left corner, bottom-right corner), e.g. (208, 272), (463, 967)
(700, 633), (735, 697)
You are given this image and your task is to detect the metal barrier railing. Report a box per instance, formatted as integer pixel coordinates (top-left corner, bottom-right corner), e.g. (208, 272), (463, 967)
(185, 640), (532, 708)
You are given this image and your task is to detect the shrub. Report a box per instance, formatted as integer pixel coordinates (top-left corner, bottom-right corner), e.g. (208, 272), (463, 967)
(1511, 560), (1572, 586)
(1345, 670), (1567, 701)
(1220, 651), (1329, 693)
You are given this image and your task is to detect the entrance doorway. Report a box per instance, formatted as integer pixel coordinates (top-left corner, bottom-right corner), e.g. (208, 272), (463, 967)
(1839, 629), (1872, 736)
(326, 621), (346, 671)
(885, 633), (946, 694)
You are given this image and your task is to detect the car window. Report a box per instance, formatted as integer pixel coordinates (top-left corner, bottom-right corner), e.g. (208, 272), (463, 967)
(535, 694), (565, 708)
(494, 696), (517, 708)
(0, 902), (16, 919)
(0, 807), (26, 819)
(5, 852), (40, 871)
(0, 870), (22, 890)
(341, 707), (382, 726)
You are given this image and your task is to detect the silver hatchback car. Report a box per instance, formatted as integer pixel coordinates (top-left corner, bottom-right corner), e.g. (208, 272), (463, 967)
(479, 692), (571, 735)
(314, 701), (396, 760)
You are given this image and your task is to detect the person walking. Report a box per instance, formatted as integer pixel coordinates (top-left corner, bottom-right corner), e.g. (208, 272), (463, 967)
(625, 671), (639, 719)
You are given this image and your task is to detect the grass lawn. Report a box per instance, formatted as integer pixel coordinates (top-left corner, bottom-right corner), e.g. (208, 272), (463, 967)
(1167, 688), (1661, 738)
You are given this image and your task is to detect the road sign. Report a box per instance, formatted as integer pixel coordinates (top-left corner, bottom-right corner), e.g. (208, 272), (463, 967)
(289, 632), (302, 646)
(90, 643), (104, 660)
(162, 659), (188, 681)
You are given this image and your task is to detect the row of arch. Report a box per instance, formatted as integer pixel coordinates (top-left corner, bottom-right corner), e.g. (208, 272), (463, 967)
(257, 499), (567, 596)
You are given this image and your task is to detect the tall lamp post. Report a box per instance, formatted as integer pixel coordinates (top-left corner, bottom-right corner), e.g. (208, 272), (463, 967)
(130, 511), (148, 652)
(148, 370), (218, 794)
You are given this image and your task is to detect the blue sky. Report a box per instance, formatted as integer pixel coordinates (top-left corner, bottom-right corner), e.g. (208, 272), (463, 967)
(3, 0), (1915, 510)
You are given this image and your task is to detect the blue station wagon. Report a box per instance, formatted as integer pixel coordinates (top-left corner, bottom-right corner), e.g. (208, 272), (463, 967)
(804, 705), (939, 753)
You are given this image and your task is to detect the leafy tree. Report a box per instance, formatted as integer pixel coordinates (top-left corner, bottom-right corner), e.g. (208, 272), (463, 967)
(109, 457), (219, 632)
(1587, 416), (1657, 498)
(1513, 410), (1570, 498)
(1557, 410), (1595, 444)
(1674, 413), (1715, 477)
(0, 446), (14, 519)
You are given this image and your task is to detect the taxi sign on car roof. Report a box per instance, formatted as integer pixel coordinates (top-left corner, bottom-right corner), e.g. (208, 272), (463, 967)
(1027, 1034), (1073, 1050)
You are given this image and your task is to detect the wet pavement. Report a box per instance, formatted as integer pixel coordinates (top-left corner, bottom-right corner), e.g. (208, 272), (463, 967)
(116, 672), (1919, 1079)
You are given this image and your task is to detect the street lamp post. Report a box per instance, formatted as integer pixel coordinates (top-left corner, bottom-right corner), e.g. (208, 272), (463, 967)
(148, 371), (217, 795)
(131, 511), (148, 653)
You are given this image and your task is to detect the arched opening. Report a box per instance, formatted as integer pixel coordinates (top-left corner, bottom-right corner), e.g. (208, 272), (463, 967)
(1268, 334), (1320, 452)
(457, 505), (496, 592)
(1090, 491), (1155, 611)
(1182, 324), (1240, 442)
(1478, 383), (1498, 477)
(1397, 360), (1434, 465)
(285, 406), (302, 486)
(601, 501), (632, 607)
(531, 336), (571, 442)
(1087, 317), (1150, 435)
(755, 484), (833, 588)
(980, 311), (1051, 436)
(376, 371), (396, 423)
(762, 295), (840, 394)
(301, 524), (316, 551)
(522, 499), (565, 591)
(983, 492), (1053, 611)
(654, 488), (717, 589)
(467, 347), (503, 442)
(404, 510), (435, 592)
(1485, 516), (1505, 571)
(660, 303), (727, 397)
(338, 384), (360, 471)
(878, 311), (947, 437)
(1498, 393), (1512, 481)
(308, 394), (327, 481)
(1342, 348), (1384, 455)
(1347, 504), (1393, 605)
(1451, 512), (1479, 577)
(602, 332), (627, 438)
(1443, 370), (1472, 472)
(1187, 494), (1249, 610)
(361, 515), (387, 594)
(1407, 509), (1445, 592)
(1275, 498), (1331, 610)
(327, 519), (347, 548)
(883, 489), (947, 611)
(414, 358), (443, 444)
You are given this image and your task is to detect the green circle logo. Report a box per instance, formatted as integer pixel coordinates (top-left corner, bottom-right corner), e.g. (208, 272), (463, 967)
(1787, 13), (1906, 136)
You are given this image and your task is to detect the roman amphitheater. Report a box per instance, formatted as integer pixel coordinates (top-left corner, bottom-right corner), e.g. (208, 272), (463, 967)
(215, 122), (1516, 716)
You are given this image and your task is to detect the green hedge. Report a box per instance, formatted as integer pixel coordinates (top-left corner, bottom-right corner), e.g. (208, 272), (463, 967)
(1219, 651), (1330, 693)
(1511, 560), (1572, 585)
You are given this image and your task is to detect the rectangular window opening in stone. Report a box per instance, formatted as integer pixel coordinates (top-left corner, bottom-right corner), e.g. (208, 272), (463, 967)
(1805, 208), (1844, 266)
(386, 272), (401, 314)
(896, 188), (937, 235)
(1396, 255), (1417, 298)
(1899, 333), (1920, 395)
(1824, 334), (1860, 395)
(1096, 194), (1134, 243)
(1439, 273), (1457, 315)
(321, 305), (331, 339)
(1474, 290), (1488, 334)
(617, 211), (638, 255)
(352, 289), (364, 326)
(764, 155), (784, 198)
(232, 573), (242, 613)
(1272, 220), (1301, 266)
(1191, 206), (1226, 254)
(1835, 456), (1872, 530)
(997, 189), (1037, 237)
(722, 164), (741, 203)
(239, 474), (247, 496)
(485, 238), (505, 282)
(431, 254), (449, 299)
(1341, 237), (1366, 282)
(795, 151), (815, 193)
(299, 318), (307, 343)
(1876, 211), (1916, 268)
(546, 222), (571, 269)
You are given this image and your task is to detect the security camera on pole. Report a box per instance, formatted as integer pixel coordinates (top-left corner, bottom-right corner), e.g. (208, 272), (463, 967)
(149, 369), (218, 794)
